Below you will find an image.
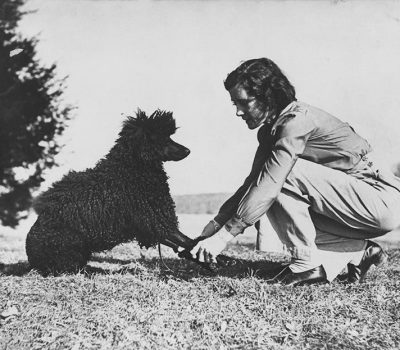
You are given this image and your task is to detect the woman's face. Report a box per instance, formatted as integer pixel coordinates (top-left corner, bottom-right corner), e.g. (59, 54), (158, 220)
(229, 84), (269, 130)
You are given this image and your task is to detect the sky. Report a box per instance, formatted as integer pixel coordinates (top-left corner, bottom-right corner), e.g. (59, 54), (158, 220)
(19, 0), (400, 195)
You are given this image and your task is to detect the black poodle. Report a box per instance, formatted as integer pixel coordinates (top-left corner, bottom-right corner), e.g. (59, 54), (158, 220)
(25, 109), (193, 274)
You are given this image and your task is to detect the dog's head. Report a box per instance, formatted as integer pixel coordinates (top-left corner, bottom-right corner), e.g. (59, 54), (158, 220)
(119, 109), (190, 162)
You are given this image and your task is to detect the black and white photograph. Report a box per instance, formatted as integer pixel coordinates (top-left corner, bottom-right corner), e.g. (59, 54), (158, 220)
(1, 0), (400, 349)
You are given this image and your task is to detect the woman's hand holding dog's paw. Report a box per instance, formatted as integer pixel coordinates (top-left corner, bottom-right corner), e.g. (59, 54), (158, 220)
(190, 229), (233, 263)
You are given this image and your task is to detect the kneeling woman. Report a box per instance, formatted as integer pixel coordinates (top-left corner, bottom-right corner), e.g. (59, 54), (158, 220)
(190, 58), (400, 286)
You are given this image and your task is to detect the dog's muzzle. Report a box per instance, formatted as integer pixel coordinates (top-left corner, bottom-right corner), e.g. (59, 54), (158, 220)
(163, 140), (190, 162)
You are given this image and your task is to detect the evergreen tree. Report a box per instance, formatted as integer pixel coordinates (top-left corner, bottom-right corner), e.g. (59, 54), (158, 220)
(0, 0), (72, 227)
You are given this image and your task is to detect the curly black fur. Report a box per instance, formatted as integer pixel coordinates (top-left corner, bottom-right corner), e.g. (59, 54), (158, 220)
(26, 109), (186, 275)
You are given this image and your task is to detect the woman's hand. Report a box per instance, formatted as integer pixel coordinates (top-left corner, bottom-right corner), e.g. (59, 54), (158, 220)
(190, 229), (233, 263)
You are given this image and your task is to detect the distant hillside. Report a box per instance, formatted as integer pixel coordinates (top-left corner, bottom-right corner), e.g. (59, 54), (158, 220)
(173, 193), (232, 214)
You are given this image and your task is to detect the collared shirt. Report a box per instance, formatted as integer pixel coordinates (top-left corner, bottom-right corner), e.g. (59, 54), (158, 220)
(215, 101), (372, 235)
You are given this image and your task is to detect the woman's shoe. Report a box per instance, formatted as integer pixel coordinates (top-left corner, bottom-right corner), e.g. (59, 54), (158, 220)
(272, 265), (328, 286)
(347, 240), (387, 283)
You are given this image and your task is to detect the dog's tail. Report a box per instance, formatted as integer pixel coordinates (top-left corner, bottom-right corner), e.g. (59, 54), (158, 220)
(32, 193), (50, 214)
(32, 171), (80, 214)
(32, 187), (67, 214)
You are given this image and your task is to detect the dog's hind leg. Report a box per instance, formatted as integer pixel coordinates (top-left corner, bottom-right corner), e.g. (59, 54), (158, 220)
(26, 217), (91, 275)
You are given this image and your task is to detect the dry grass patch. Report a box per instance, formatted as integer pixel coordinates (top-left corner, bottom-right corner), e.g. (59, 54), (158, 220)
(1, 240), (400, 349)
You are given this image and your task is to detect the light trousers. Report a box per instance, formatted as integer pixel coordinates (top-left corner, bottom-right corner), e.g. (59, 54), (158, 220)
(257, 157), (400, 279)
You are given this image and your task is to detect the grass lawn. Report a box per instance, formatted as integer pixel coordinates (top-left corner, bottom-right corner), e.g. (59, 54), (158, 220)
(1, 215), (400, 350)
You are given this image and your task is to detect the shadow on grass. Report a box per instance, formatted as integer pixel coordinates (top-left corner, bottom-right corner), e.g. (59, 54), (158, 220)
(87, 254), (287, 281)
(2, 250), (399, 282)
(0, 255), (287, 280)
(0, 253), (288, 282)
(0, 261), (32, 276)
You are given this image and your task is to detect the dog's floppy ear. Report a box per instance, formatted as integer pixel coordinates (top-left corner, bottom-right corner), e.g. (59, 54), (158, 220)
(120, 113), (149, 147)
(131, 125), (146, 144)
(130, 109), (149, 144)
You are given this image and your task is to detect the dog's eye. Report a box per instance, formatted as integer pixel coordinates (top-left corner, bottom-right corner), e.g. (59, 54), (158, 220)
(149, 134), (169, 144)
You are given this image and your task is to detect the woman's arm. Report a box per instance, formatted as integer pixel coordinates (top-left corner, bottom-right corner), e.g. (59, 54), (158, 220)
(213, 139), (270, 227)
(224, 113), (315, 235)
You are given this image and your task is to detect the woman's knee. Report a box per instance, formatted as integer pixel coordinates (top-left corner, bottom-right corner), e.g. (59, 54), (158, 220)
(376, 214), (400, 233)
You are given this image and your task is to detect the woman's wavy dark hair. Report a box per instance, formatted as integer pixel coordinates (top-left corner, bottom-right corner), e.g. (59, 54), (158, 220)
(224, 58), (296, 116)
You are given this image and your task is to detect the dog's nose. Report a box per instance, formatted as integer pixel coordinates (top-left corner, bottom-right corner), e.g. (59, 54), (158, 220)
(183, 147), (190, 157)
